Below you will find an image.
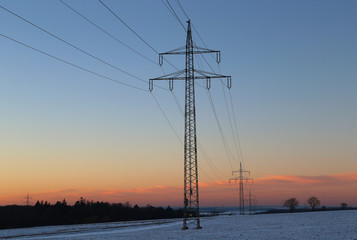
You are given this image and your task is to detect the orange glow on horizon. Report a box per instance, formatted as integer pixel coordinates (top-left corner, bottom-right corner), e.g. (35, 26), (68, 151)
(1, 172), (356, 207)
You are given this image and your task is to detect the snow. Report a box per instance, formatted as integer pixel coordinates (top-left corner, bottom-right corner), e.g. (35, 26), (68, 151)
(1, 210), (356, 239)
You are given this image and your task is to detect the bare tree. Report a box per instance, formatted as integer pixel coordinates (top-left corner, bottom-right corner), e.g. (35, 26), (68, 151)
(341, 202), (348, 209)
(283, 198), (299, 212)
(307, 196), (321, 211)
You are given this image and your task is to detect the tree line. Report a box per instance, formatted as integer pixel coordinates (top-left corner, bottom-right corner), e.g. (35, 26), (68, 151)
(283, 196), (350, 212)
(0, 197), (183, 229)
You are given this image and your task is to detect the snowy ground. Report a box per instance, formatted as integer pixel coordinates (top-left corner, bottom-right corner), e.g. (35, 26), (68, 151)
(1, 210), (356, 239)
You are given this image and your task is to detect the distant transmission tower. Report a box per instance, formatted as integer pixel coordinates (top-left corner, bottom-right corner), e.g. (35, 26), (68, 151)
(24, 193), (32, 206)
(245, 190), (256, 215)
(229, 162), (253, 215)
(150, 20), (231, 230)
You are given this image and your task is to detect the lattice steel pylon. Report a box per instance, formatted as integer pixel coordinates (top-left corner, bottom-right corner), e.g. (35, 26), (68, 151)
(229, 162), (253, 215)
(149, 20), (231, 230)
(24, 193), (32, 206)
(245, 190), (256, 215)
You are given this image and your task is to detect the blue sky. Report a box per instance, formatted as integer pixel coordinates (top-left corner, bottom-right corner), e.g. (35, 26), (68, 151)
(0, 0), (356, 205)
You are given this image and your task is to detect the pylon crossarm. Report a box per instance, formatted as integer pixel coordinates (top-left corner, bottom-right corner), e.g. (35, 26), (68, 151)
(150, 70), (185, 81)
(150, 69), (229, 81)
(193, 46), (218, 52)
(149, 69), (231, 91)
(232, 170), (250, 175)
(193, 46), (221, 63)
(153, 76), (228, 80)
(194, 69), (229, 78)
(229, 178), (238, 183)
(161, 50), (219, 55)
(159, 46), (221, 65)
(160, 47), (219, 56)
(195, 70), (231, 88)
(161, 46), (186, 55)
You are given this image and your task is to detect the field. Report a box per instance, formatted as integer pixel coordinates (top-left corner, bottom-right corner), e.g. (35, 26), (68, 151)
(1, 210), (356, 239)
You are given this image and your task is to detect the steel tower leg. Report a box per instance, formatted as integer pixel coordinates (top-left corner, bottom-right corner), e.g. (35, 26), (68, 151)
(239, 179), (244, 215)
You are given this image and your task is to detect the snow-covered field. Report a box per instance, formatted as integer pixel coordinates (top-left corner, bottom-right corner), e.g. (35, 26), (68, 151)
(1, 210), (356, 239)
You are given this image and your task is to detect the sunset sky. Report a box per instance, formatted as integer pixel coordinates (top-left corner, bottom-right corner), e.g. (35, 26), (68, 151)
(1, 0), (356, 207)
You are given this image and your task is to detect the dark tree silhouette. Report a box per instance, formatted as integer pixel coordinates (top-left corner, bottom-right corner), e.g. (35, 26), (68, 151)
(283, 198), (299, 212)
(306, 196), (320, 211)
(341, 202), (348, 209)
(0, 197), (183, 229)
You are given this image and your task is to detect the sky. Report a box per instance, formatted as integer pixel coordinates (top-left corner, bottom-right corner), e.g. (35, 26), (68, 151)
(1, 0), (356, 207)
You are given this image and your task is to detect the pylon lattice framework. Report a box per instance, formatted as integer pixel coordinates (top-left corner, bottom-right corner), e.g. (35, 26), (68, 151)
(229, 162), (253, 215)
(245, 190), (256, 215)
(149, 20), (231, 229)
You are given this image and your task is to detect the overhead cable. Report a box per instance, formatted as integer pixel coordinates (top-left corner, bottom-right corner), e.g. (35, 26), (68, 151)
(58, 0), (158, 66)
(98, 0), (179, 71)
(0, 33), (148, 92)
(0, 4), (149, 86)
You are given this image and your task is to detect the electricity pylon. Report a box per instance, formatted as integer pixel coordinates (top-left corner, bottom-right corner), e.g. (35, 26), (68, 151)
(24, 193), (32, 206)
(149, 20), (231, 230)
(245, 190), (256, 215)
(229, 162), (253, 215)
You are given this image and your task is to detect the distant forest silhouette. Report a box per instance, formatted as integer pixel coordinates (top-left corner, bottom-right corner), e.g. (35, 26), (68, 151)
(0, 197), (183, 229)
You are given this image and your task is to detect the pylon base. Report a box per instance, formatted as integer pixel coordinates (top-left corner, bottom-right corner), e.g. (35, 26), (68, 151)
(181, 226), (188, 230)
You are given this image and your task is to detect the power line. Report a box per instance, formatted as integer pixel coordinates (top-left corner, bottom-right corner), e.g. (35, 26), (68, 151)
(195, 51), (235, 171)
(152, 91), (225, 182)
(0, 33), (148, 92)
(229, 89), (244, 164)
(0, 4), (150, 86)
(206, 89), (236, 169)
(98, 0), (158, 54)
(175, 0), (189, 20)
(98, 0), (179, 71)
(3, 0), (231, 184)
(192, 25), (216, 62)
(150, 92), (183, 144)
(95, 0), (207, 94)
(221, 82), (241, 163)
(218, 63), (245, 166)
(198, 142), (227, 181)
(198, 165), (218, 183)
(58, 0), (158, 66)
(171, 1), (217, 73)
(164, 0), (186, 31)
(161, 1), (216, 73)
(170, 2), (223, 78)
(2, 24), (223, 182)
(217, 63), (244, 165)
(175, 0), (217, 63)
